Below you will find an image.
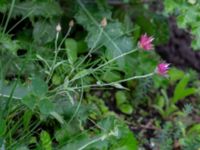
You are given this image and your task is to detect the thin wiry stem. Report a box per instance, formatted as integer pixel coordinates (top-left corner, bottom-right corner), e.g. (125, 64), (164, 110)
(3, 0), (16, 34)
(72, 72), (155, 90)
(69, 48), (138, 83)
(68, 27), (104, 78)
(67, 78), (84, 125)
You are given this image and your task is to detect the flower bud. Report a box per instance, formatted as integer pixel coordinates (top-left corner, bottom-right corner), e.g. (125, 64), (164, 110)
(69, 20), (74, 27)
(101, 17), (107, 28)
(56, 23), (61, 32)
(138, 33), (154, 50)
(155, 63), (170, 76)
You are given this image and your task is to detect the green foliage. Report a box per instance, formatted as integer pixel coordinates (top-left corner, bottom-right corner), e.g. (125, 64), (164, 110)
(164, 0), (200, 49)
(173, 75), (197, 103)
(33, 21), (57, 44)
(40, 131), (52, 150)
(65, 38), (78, 64)
(115, 91), (133, 115)
(75, 2), (134, 69)
(31, 77), (48, 97)
(1, 0), (200, 149)
(39, 98), (54, 115)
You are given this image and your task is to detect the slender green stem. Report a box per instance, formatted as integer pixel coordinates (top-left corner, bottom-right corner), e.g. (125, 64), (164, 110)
(47, 24), (72, 83)
(67, 79), (84, 125)
(68, 27), (104, 78)
(69, 48), (138, 83)
(6, 9), (34, 34)
(46, 32), (59, 83)
(77, 128), (118, 150)
(0, 93), (22, 100)
(58, 26), (72, 49)
(3, 0), (16, 34)
(72, 72), (154, 90)
(78, 136), (104, 150)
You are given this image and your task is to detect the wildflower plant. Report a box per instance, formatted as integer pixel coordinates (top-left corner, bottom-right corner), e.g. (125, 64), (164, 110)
(0, 0), (178, 149)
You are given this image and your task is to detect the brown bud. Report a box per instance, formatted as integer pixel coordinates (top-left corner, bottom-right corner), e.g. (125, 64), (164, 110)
(101, 17), (107, 28)
(69, 20), (74, 27)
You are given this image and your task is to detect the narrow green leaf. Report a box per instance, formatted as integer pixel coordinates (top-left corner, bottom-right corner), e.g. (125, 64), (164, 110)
(0, 119), (6, 137)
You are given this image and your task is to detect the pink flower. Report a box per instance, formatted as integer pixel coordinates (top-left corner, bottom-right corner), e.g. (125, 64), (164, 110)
(156, 63), (170, 76)
(139, 34), (154, 50)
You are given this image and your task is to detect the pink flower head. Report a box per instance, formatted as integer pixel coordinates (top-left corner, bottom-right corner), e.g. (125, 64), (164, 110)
(139, 34), (154, 50)
(156, 63), (170, 76)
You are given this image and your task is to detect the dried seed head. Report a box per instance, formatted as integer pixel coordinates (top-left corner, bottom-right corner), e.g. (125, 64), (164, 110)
(56, 23), (61, 32)
(69, 20), (74, 27)
(101, 17), (107, 28)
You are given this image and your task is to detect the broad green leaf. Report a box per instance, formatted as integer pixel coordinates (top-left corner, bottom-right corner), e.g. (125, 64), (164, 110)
(115, 91), (127, 106)
(114, 131), (137, 150)
(119, 104), (133, 115)
(77, 40), (88, 54)
(31, 77), (48, 96)
(75, 6), (112, 31)
(173, 75), (196, 103)
(168, 68), (184, 82)
(12, 1), (62, 18)
(105, 36), (133, 69)
(188, 124), (200, 135)
(33, 21), (57, 44)
(65, 38), (78, 64)
(75, 6), (133, 68)
(164, 0), (178, 13)
(21, 94), (37, 110)
(0, 33), (20, 54)
(101, 70), (122, 82)
(40, 131), (52, 150)
(39, 99), (54, 115)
